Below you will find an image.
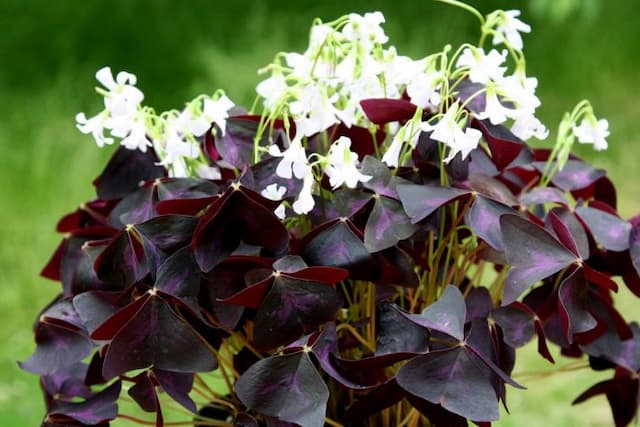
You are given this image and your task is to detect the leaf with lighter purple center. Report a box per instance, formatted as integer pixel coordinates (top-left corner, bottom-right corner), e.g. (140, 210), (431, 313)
(558, 269), (598, 338)
(576, 205), (631, 252)
(500, 214), (577, 305)
(466, 196), (517, 251)
(364, 196), (417, 252)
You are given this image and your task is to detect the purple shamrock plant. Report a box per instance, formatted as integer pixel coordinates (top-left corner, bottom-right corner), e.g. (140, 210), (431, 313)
(25, 2), (640, 427)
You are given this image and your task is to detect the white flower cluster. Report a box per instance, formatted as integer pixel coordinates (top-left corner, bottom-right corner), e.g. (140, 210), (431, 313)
(76, 8), (610, 220)
(76, 67), (235, 177)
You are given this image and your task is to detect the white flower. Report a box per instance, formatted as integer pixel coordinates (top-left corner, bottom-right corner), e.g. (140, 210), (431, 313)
(325, 136), (371, 189)
(292, 173), (316, 214)
(476, 84), (518, 125)
(261, 183), (287, 219)
(573, 118), (609, 151)
(511, 114), (549, 140)
(269, 137), (311, 180)
(342, 12), (388, 50)
(95, 66), (144, 117)
(422, 104), (482, 162)
(381, 120), (421, 167)
(381, 132), (405, 168)
(456, 48), (507, 84)
(202, 95), (235, 136)
(119, 116), (152, 152)
(500, 73), (541, 116)
(407, 71), (442, 108)
(257, 74), (288, 109)
(290, 85), (339, 136)
(75, 112), (113, 147)
(492, 10), (531, 51)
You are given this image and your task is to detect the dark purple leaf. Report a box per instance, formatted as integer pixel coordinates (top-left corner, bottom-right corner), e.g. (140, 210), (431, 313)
(202, 256), (272, 328)
(50, 380), (121, 425)
(191, 185), (289, 272)
(301, 219), (378, 281)
(456, 80), (486, 115)
(154, 369), (197, 413)
(534, 160), (605, 191)
(500, 214), (577, 305)
(397, 346), (500, 421)
(108, 184), (156, 227)
(558, 269), (597, 338)
(343, 378), (405, 422)
(155, 178), (219, 201)
(547, 208), (590, 260)
(253, 275), (343, 350)
(466, 196), (516, 251)
(364, 196), (417, 252)
(235, 351), (329, 427)
(406, 393), (469, 427)
(465, 287), (494, 322)
(631, 224), (640, 277)
(41, 363), (92, 408)
(467, 173), (518, 206)
(135, 215), (198, 252)
(92, 293), (216, 379)
(492, 303), (535, 348)
(308, 323), (380, 389)
(397, 183), (469, 223)
(217, 117), (262, 168)
(360, 155), (401, 199)
(582, 323), (640, 373)
(576, 205), (631, 252)
(404, 285), (466, 340)
(471, 119), (527, 171)
(376, 301), (430, 354)
(73, 290), (132, 334)
(93, 146), (165, 201)
(94, 228), (149, 288)
(519, 187), (568, 207)
(20, 321), (93, 376)
(128, 371), (158, 412)
(359, 98), (417, 124)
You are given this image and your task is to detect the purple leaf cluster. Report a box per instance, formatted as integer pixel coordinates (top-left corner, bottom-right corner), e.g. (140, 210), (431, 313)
(25, 100), (640, 427)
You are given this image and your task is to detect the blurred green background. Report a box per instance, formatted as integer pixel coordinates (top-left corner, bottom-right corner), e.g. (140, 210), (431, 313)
(1, 0), (639, 425)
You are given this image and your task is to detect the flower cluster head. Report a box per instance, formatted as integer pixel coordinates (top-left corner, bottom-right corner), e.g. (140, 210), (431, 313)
(28, 4), (639, 427)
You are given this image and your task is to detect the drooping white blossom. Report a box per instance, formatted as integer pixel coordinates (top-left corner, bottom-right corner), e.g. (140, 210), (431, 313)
(119, 116), (152, 152)
(203, 95), (235, 135)
(261, 183), (287, 219)
(95, 66), (144, 118)
(342, 12), (388, 50)
(269, 137), (311, 180)
(75, 112), (113, 147)
(492, 10), (531, 51)
(422, 104), (482, 162)
(511, 114), (549, 140)
(325, 136), (372, 189)
(292, 173), (316, 214)
(476, 84), (518, 125)
(456, 48), (507, 84)
(573, 118), (609, 151)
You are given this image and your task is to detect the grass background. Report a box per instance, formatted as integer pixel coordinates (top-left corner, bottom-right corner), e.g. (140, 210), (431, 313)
(1, 0), (639, 425)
